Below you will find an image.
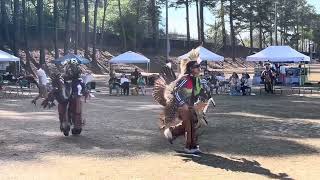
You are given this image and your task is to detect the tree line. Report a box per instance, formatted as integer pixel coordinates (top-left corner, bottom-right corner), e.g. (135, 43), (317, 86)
(0, 0), (319, 70)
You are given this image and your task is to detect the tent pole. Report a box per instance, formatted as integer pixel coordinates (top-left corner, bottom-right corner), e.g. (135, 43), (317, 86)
(304, 62), (306, 84)
(222, 61), (224, 77)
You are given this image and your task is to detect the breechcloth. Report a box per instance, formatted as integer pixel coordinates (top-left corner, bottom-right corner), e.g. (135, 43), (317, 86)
(58, 103), (68, 125)
(265, 81), (273, 93)
(69, 97), (82, 129)
(170, 107), (197, 149)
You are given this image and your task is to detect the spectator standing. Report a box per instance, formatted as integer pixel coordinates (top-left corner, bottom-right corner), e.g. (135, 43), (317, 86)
(137, 73), (146, 95)
(279, 65), (286, 84)
(131, 68), (139, 85)
(109, 75), (120, 96)
(261, 64), (275, 94)
(229, 72), (241, 95)
(31, 64), (48, 105)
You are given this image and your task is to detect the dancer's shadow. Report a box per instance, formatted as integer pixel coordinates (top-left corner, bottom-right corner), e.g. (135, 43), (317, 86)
(176, 152), (293, 180)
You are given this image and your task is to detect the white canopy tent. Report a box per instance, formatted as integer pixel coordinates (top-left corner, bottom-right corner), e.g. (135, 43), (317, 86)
(178, 46), (224, 63)
(246, 46), (310, 62)
(0, 50), (20, 72)
(109, 51), (151, 72)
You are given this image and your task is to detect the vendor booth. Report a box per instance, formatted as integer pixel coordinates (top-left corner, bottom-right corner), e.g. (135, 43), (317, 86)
(109, 51), (151, 73)
(178, 46), (224, 72)
(0, 50), (20, 74)
(246, 46), (310, 86)
(109, 51), (151, 91)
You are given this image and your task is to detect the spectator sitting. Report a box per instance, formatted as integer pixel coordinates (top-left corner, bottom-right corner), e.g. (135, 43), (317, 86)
(209, 74), (220, 95)
(229, 72), (241, 95)
(136, 73), (146, 95)
(148, 75), (156, 86)
(240, 73), (251, 96)
(3, 72), (16, 84)
(120, 74), (130, 96)
(17, 73), (30, 88)
(200, 75), (210, 93)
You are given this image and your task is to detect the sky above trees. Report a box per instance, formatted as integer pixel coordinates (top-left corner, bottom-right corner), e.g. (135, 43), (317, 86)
(161, 0), (320, 38)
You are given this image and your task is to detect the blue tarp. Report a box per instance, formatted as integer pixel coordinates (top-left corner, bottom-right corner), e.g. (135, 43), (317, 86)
(54, 54), (90, 65)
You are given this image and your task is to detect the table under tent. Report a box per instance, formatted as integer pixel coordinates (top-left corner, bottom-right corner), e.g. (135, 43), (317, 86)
(247, 46), (310, 86)
(246, 46), (317, 94)
(0, 50), (20, 74)
(109, 51), (151, 73)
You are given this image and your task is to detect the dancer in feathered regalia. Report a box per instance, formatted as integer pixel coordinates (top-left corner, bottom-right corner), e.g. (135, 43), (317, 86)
(153, 49), (215, 154)
(41, 61), (89, 136)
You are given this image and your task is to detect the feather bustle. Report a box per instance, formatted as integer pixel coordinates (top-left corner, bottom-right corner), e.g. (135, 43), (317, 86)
(152, 78), (167, 106)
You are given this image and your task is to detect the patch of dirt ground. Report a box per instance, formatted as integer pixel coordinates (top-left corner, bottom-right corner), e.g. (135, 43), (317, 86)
(0, 90), (320, 179)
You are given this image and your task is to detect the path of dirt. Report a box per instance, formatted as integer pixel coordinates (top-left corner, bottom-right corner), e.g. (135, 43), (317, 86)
(0, 92), (320, 179)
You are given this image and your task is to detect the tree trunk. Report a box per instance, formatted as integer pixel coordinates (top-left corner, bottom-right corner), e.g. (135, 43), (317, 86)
(249, 16), (253, 53)
(284, 26), (287, 44)
(270, 31), (273, 46)
(22, 0), (33, 74)
(220, 0), (226, 49)
(13, 0), (19, 56)
(229, 0), (235, 61)
(118, 0), (127, 51)
(150, 0), (158, 52)
(134, 0), (140, 50)
(101, 0), (108, 43)
(92, 0), (99, 62)
(262, 31), (267, 47)
(74, 0), (79, 54)
(259, 22), (262, 49)
(78, 0), (82, 47)
(84, 0), (89, 59)
(280, 27), (284, 45)
(54, 0), (59, 59)
(238, 32), (246, 47)
(257, 0), (262, 49)
(64, 0), (67, 9)
(37, 0), (45, 64)
(196, 0), (200, 42)
(296, 24), (299, 50)
(301, 28), (304, 52)
(64, 0), (72, 55)
(1, 0), (10, 49)
(185, 0), (190, 48)
(199, 0), (205, 44)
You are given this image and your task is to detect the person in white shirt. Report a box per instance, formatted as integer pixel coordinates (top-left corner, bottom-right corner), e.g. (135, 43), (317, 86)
(120, 75), (129, 84)
(31, 64), (48, 105)
(120, 74), (130, 95)
(82, 71), (94, 90)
